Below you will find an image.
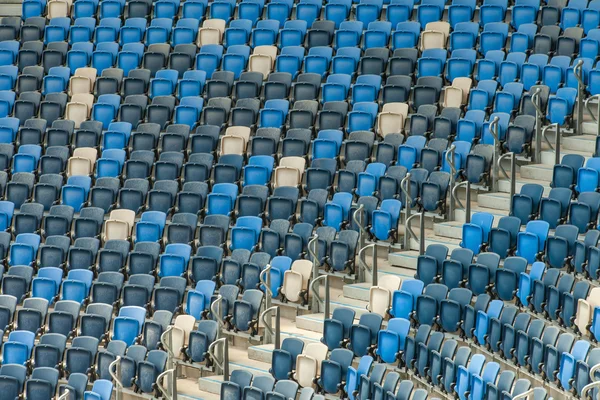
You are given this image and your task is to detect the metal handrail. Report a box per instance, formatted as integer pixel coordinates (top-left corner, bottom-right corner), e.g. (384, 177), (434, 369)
(160, 326), (177, 371)
(309, 274), (327, 312)
(542, 123), (561, 165)
(445, 145), (457, 220)
(352, 204), (367, 250)
(259, 265), (273, 298)
(512, 389), (535, 400)
(260, 306), (278, 338)
(531, 87), (543, 163)
(574, 59), (585, 135)
(156, 369), (174, 400)
(585, 94), (600, 124)
(405, 213), (420, 242)
(210, 295), (224, 330)
(488, 116), (500, 192)
(497, 152), (514, 180)
(444, 145), (457, 176)
(109, 356), (123, 400)
(357, 243), (377, 285)
(207, 338), (226, 373)
(580, 364), (600, 400)
(400, 172), (412, 208)
(58, 389), (70, 400)
(451, 181), (468, 212)
(308, 234), (319, 270)
(498, 152), (516, 212)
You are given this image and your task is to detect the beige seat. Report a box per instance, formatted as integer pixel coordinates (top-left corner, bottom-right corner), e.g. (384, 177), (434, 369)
(294, 355), (318, 388)
(197, 19), (226, 45)
(68, 76), (92, 95)
(75, 67), (97, 87)
(368, 286), (391, 317)
(377, 112), (404, 137)
(280, 156), (306, 176)
(66, 147), (97, 177)
(452, 77), (473, 104)
(576, 287), (600, 336)
(380, 275), (402, 294)
(303, 342), (328, 370)
(420, 30), (446, 50)
(274, 166), (300, 188)
(220, 135), (245, 155)
(71, 93), (94, 113)
(65, 102), (88, 129)
(103, 209), (136, 242)
(382, 102), (409, 116)
(249, 46), (279, 79)
(169, 315), (196, 358)
(47, 0), (69, 18)
(225, 126), (251, 143)
(110, 209), (136, 231)
(425, 22), (450, 42)
(280, 260), (313, 303)
(443, 86), (463, 108)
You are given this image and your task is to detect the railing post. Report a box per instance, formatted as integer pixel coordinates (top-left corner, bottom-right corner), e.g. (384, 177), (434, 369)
(371, 245), (378, 287)
(584, 94), (600, 137)
(352, 204), (366, 252)
(58, 389), (70, 400)
(259, 265), (272, 311)
(465, 181), (471, 223)
(419, 211), (425, 255)
(108, 357), (123, 400)
(401, 173), (412, 249)
(532, 88), (543, 163)
(574, 59), (585, 136)
(489, 116), (500, 192)
(555, 123), (561, 165)
(309, 275), (327, 313)
(446, 145), (457, 221)
(324, 275), (330, 320)
(156, 370), (173, 400)
(274, 306), (280, 349)
(498, 152), (516, 214)
(223, 337), (229, 381)
(308, 235), (320, 310)
(210, 295), (224, 339)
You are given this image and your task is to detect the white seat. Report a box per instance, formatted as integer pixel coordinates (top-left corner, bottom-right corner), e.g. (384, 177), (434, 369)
(443, 86), (463, 108)
(452, 77), (473, 104)
(174, 314), (196, 347)
(225, 126), (251, 143)
(103, 219), (130, 241)
(281, 260), (313, 303)
(280, 156), (306, 176)
(65, 102), (88, 129)
(294, 355), (318, 388)
(68, 76), (92, 95)
(274, 166), (300, 188)
(368, 286), (391, 317)
(303, 342), (328, 370)
(220, 135), (245, 155)
(109, 209), (136, 232)
(420, 30), (446, 50)
(576, 287), (600, 336)
(379, 276), (402, 294)
(75, 67), (97, 87)
(197, 19), (226, 45)
(73, 147), (98, 166)
(67, 157), (92, 177)
(47, 0), (69, 18)
(425, 21), (450, 41)
(377, 112), (404, 137)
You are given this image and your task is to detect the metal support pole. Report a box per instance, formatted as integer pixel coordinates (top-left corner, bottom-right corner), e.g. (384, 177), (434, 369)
(274, 306), (280, 350)
(223, 338), (229, 381)
(371, 245), (378, 287)
(574, 59), (585, 136)
(210, 295), (223, 339)
(498, 152), (516, 214)
(352, 204), (366, 252)
(309, 275), (327, 313)
(401, 173), (412, 249)
(109, 357), (123, 400)
(532, 88), (542, 163)
(259, 265), (272, 310)
(465, 181), (471, 224)
(419, 211), (425, 256)
(324, 275), (330, 320)
(489, 116), (500, 192)
(555, 123), (561, 165)
(446, 145), (456, 221)
(58, 389), (70, 400)
(308, 235), (320, 311)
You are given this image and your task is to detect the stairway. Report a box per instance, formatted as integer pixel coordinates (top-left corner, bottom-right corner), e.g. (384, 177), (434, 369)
(389, 125), (599, 270)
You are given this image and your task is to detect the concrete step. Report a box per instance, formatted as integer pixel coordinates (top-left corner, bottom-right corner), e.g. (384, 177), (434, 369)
(454, 205), (510, 223)
(177, 377), (220, 400)
(387, 250), (420, 269)
(296, 313), (327, 333)
(497, 177), (552, 197)
(540, 149), (592, 166)
(433, 221), (463, 239)
(561, 133), (598, 153)
(520, 164), (553, 181)
(477, 192), (511, 211)
(330, 294), (369, 317)
(409, 236), (462, 252)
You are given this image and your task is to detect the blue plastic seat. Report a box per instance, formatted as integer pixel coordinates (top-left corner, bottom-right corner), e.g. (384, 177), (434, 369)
(516, 220), (550, 263)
